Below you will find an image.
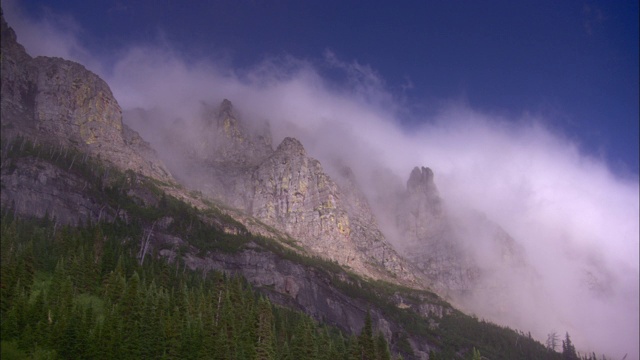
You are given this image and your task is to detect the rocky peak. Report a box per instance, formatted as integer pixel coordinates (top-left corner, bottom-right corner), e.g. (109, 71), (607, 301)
(211, 98), (242, 138)
(248, 138), (418, 285)
(407, 166), (436, 194)
(0, 12), (172, 182)
(218, 98), (234, 116)
(1, 11), (26, 57)
(200, 99), (273, 166)
(1, 11), (38, 135)
(392, 166), (475, 292)
(276, 137), (306, 157)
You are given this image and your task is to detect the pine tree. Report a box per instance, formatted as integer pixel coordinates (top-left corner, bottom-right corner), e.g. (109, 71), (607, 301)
(291, 317), (317, 359)
(256, 297), (276, 360)
(103, 258), (126, 303)
(562, 332), (579, 360)
(547, 331), (559, 351)
(358, 311), (375, 360)
(348, 335), (362, 360)
(375, 332), (391, 360)
(96, 305), (123, 359)
(121, 271), (144, 359)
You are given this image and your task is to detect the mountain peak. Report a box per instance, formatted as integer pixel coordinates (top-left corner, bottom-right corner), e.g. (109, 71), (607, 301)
(407, 166), (435, 193)
(1, 10), (21, 51)
(212, 98), (240, 133)
(218, 98), (234, 118)
(276, 137), (306, 156)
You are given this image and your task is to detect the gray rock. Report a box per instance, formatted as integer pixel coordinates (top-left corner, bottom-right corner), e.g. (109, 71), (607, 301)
(394, 166), (475, 292)
(0, 14), (172, 183)
(0, 156), (111, 225)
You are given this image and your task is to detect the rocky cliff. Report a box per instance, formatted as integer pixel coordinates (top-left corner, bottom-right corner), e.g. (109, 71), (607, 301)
(393, 166), (475, 292)
(250, 136), (416, 283)
(0, 14), (171, 184)
(125, 99), (421, 286)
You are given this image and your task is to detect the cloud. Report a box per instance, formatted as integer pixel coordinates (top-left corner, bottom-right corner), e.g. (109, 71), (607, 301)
(3, 3), (638, 358)
(2, 0), (103, 74)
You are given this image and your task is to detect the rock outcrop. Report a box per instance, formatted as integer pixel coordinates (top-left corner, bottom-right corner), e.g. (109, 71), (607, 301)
(250, 137), (416, 283)
(1, 155), (110, 225)
(394, 166), (475, 292)
(154, 231), (450, 359)
(0, 13), (172, 183)
(199, 99), (273, 165)
(394, 166), (533, 310)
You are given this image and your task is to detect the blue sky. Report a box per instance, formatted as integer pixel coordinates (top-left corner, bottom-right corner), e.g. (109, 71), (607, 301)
(9, 0), (640, 176)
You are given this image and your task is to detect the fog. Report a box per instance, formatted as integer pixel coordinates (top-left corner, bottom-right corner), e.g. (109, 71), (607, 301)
(4, 2), (638, 358)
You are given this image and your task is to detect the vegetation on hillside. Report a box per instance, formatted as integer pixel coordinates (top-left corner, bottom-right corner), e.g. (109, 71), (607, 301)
(0, 213), (395, 360)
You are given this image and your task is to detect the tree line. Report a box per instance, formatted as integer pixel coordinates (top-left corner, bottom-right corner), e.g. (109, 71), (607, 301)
(0, 212), (395, 359)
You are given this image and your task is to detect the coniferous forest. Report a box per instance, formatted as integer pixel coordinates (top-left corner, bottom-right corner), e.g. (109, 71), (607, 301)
(0, 213), (393, 360)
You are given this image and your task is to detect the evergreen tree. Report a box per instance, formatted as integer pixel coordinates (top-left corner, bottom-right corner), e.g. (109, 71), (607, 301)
(291, 317), (317, 359)
(375, 332), (391, 360)
(547, 331), (559, 352)
(256, 297), (276, 360)
(348, 335), (362, 360)
(562, 332), (579, 360)
(121, 271), (144, 359)
(358, 311), (375, 360)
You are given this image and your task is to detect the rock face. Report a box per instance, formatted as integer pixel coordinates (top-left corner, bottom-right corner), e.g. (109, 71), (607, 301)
(0, 13), (172, 183)
(198, 99), (273, 165)
(394, 166), (475, 292)
(156, 234), (450, 359)
(250, 137), (415, 282)
(250, 137), (347, 251)
(1, 155), (109, 225)
(393, 166), (532, 306)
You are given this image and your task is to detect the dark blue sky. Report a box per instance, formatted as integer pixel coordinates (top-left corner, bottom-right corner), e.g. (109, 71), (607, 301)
(12, 0), (640, 175)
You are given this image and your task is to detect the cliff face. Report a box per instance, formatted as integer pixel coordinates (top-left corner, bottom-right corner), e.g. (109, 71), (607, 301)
(392, 166), (531, 297)
(250, 137), (416, 283)
(0, 14), (171, 184)
(393, 166), (475, 292)
(155, 230), (451, 359)
(200, 99), (273, 165)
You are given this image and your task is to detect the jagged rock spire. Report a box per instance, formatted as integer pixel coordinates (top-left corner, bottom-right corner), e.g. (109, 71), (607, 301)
(218, 98), (234, 115)
(200, 98), (274, 165)
(407, 166), (437, 195)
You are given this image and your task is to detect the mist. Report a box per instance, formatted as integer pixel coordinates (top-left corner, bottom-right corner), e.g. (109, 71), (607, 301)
(4, 2), (638, 358)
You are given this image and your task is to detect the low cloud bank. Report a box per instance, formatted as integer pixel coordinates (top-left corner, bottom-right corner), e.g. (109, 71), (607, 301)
(5, 3), (638, 357)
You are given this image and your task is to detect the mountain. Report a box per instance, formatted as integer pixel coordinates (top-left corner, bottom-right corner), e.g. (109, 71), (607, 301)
(125, 96), (424, 286)
(1, 11), (563, 359)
